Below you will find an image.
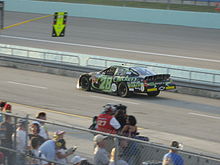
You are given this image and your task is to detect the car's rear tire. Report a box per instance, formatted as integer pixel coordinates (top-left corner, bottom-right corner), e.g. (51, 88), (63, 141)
(80, 76), (91, 91)
(147, 91), (160, 97)
(117, 82), (131, 97)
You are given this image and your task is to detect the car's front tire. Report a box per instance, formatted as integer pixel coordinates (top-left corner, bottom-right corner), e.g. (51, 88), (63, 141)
(117, 82), (131, 97)
(147, 91), (160, 97)
(80, 76), (91, 91)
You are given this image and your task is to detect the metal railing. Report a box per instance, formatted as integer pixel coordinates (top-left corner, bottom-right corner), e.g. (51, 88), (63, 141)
(120, 0), (220, 6)
(86, 57), (220, 85)
(0, 44), (220, 86)
(1, 112), (220, 165)
(0, 45), (80, 66)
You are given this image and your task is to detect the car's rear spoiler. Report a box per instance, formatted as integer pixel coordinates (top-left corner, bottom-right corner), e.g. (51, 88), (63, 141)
(145, 74), (170, 82)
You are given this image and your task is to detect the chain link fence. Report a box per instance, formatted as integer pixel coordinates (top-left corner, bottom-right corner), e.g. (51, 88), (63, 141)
(0, 112), (220, 165)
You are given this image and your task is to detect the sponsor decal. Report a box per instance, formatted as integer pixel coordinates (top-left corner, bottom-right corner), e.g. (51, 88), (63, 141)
(159, 86), (165, 91)
(141, 86), (145, 92)
(111, 83), (117, 92)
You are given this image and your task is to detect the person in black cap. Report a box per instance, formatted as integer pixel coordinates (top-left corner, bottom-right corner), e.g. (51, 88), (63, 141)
(35, 112), (49, 140)
(162, 141), (184, 165)
(56, 138), (75, 164)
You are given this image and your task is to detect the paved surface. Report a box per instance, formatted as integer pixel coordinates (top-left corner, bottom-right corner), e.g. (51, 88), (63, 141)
(0, 67), (220, 157)
(0, 12), (220, 70)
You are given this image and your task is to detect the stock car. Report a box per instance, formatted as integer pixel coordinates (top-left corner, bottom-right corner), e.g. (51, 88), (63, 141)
(77, 65), (176, 97)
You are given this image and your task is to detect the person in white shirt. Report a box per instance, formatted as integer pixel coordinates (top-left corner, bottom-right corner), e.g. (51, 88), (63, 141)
(36, 112), (49, 140)
(13, 119), (28, 165)
(29, 137), (48, 165)
(55, 139), (75, 164)
(93, 134), (110, 165)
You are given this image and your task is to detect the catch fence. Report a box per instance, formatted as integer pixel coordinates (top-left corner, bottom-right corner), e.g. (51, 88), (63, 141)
(0, 112), (220, 165)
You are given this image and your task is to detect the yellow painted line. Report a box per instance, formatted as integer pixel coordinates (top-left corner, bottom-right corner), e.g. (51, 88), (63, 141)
(0, 14), (53, 30)
(10, 102), (145, 130)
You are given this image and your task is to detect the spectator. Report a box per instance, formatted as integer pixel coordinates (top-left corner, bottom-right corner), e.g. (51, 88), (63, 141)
(29, 122), (45, 145)
(36, 112), (49, 140)
(0, 114), (14, 165)
(93, 134), (110, 165)
(0, 101), (6, 111)
(56, 139), (75, 164)
(70, 155), (86, 165)
(0, 152), (4, 165)
(53, 130), (65, 141)
(13, 119), (28, 165)
(0, 101), (7, 122)
(162, 141), (184, 165)
(38, 131), (66, 165)
(2, 104), (12, 113)
(121, 115), (137, 138)
(96, 104), (121, 134)
(109, 139), (129, 165)
(29, 137), (47, 165)
(114, 109), (127, 132)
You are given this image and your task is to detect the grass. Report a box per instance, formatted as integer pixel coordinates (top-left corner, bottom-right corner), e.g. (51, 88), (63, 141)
(38, 0), (219, 13)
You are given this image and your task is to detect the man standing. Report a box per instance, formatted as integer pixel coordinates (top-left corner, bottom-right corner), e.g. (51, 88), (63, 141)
(36, 112), (49, 140)
(14, 119), (28, 165)
(0, 114), (14, 165)
(38, 130), (67, 165)
(162, 141), (184, 165)
(93, 134), (110, 165)
(38, 138), (57, 165)
(96, 104), (121, 134)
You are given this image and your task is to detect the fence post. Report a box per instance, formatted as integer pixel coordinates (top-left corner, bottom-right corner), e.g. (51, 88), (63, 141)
(114, 137), (119, 165)
(25, 114), (29, 165)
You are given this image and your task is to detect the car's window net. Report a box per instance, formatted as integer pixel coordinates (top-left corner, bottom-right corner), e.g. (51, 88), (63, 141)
(115, 68), (128, 76)
(103, 67), (116, 76)
(131, 67), (155, 76)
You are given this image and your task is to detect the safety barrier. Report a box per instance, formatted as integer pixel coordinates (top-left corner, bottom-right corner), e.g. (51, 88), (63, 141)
(0, 43), (220, 86)
(0, 1), (3, 29)
(0, 112), (220, 165)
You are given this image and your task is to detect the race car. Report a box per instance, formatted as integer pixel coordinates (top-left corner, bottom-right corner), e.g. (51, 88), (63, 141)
(77, 65), (176, 97)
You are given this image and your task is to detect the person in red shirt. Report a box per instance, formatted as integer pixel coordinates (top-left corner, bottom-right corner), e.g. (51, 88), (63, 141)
(96, 104), (121, 134)
(2, 104), (12, 113)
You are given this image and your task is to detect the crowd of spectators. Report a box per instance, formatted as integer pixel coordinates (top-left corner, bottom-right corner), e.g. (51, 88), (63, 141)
(0, 101), (184, 165)
(0, 101), (94, 165)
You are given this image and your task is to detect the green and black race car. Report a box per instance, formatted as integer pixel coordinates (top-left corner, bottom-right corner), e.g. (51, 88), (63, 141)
(77, 65), (176, 97)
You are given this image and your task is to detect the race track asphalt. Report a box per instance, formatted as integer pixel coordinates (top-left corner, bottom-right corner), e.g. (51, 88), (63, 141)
(0, 67), (220, 156)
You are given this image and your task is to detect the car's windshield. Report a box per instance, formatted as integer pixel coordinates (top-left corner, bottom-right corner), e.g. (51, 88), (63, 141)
(131, 67), (156, 76)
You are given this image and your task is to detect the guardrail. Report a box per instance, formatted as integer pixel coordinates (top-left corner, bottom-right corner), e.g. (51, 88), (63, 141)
(1, 44), (219, 86)
(129, 0), (220, 6)
(86, 57), (220, 86)
(0, 1), (4, 29)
